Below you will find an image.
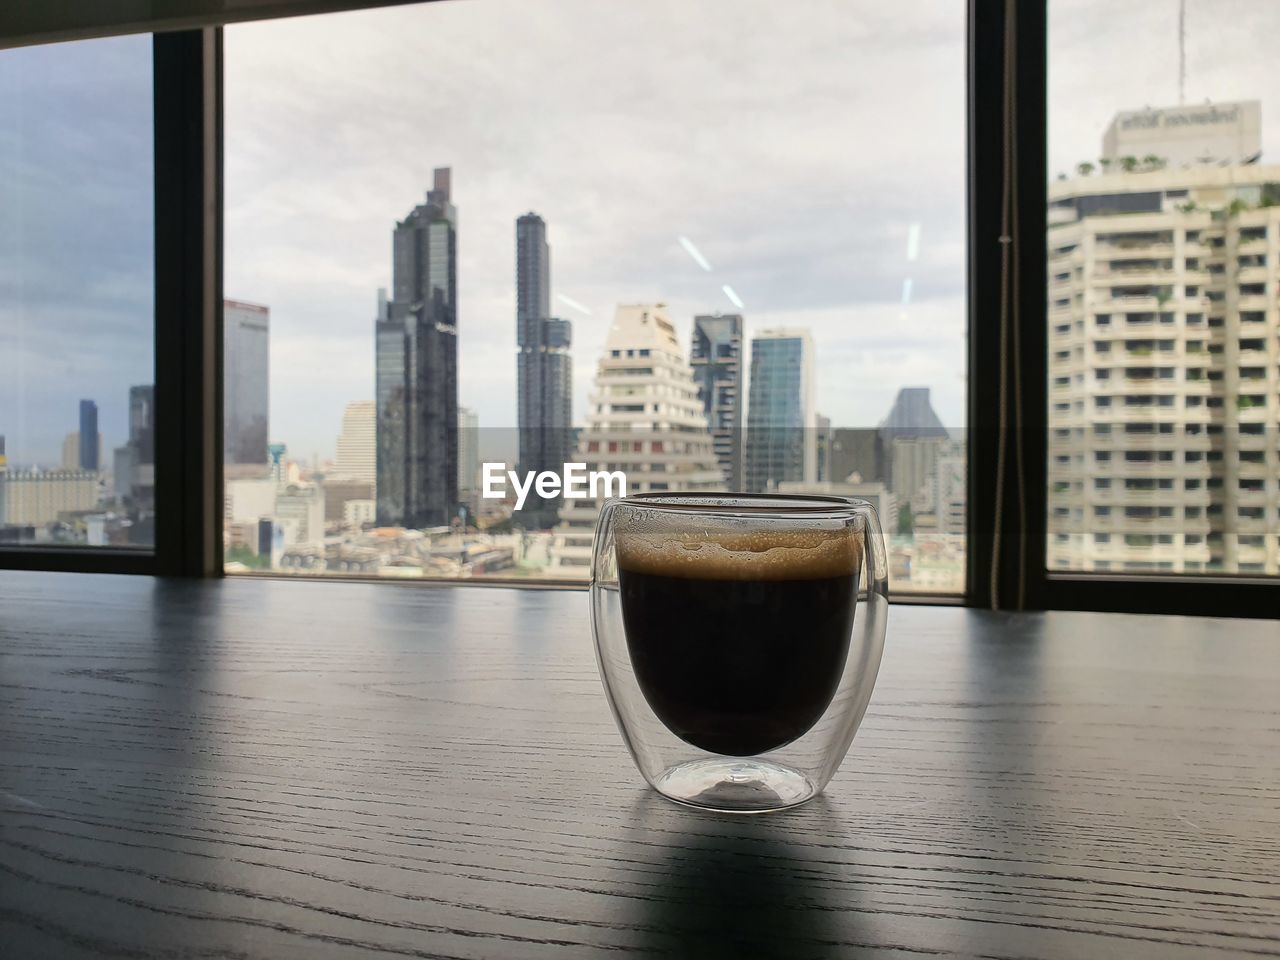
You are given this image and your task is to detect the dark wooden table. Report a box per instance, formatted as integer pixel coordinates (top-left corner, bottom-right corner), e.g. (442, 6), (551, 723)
(1, 572), (1277, 959)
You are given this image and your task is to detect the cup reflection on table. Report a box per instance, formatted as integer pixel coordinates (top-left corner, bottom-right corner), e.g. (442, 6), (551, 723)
(590, 494), (888, 813)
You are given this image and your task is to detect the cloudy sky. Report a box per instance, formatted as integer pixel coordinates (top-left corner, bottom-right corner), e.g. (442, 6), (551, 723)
(0, 34), (153, 468)
(222, 0), (965, 464)
(3, 0), (1278, 465)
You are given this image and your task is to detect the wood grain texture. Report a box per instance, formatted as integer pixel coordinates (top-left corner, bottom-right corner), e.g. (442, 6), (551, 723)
(1, 571), (1277, 959)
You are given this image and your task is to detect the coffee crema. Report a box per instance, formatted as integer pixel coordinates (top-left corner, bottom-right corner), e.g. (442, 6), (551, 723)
(616, 529), (860, 757)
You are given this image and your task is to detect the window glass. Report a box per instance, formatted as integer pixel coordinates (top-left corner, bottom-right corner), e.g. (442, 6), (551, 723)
(225, 0), (966, 593)
(1048, 1), (1280, 577)
(0, 36), (155, 548)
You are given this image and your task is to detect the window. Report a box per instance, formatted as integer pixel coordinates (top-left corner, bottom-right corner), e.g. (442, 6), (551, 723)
(222, 1), (967, 594)
(6, 2), (1274, 615)
(0, 36), (155, 550)
(1047, 0), (1280, 581)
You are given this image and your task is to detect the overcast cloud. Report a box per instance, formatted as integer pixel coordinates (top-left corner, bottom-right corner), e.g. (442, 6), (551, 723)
(0, 34), (153, 467)
(2, 1), (1277, 465)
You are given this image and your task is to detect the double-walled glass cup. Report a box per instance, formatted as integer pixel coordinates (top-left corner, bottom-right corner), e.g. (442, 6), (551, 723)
(591, 493), (888, 813)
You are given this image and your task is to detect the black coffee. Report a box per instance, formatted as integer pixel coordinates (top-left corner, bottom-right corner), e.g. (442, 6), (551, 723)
(617, 533), (858, 757)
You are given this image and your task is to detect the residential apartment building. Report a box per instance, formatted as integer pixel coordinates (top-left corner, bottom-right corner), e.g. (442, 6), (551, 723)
(1, 469), (98, 526)
(1047, 123), (1280, 574)
(546, 304), (724, 577)
(334, 400), (376, 486)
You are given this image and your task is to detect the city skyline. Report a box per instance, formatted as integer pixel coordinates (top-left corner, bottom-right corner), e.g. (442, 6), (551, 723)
(221, 0), (969, 462)
(7, 3), (1280, 464)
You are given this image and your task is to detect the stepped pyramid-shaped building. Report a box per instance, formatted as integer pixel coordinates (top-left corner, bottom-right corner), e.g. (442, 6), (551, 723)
(545, 304), (726, 577)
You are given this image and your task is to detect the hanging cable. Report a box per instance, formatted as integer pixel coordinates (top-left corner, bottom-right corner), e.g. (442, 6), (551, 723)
(989, 0), (1017, 609)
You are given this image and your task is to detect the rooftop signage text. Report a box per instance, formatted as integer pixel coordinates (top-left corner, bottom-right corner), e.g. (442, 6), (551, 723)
(1120, 104), (1242, 132)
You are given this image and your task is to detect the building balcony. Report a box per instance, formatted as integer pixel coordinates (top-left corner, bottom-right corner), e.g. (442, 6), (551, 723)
(1234, 515), (1273, 535)
(1112, 434), (1180, 451)
(1236, 487), (1269, 505)
(1236, 543), (1271, 564)
(1237, 403), (1272, 422)
(1111, 456), (1178, 470)
(1116, 512), (1181, 526)
(1097, 241), (1175, 257)
(1091, 269), (1175, 285)
(1111, 488), (1205, 505)
(1099, 295), (1162, 311)
(1113, 540), (1187, 557)
(1120, 354), (1179, 368)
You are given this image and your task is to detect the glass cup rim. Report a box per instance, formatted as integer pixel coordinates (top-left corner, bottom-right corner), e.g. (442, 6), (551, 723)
(614, 492), (875, 518)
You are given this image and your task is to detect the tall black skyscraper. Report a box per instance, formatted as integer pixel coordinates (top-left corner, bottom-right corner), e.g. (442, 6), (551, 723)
(690, 313), (743, 490)
(78, 399), (99, 470)
(515, 212), (572, 526)
(129, 385), (155, 465)
(113, 384), (155, 525)
(376, 168), (459, 528)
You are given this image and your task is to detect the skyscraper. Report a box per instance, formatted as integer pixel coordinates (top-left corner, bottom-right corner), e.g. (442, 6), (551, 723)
(515, 213), (573, 526)
(690, 313), (743, 490)
(334, 400), (376, 486)
(457, 406), (480, 510)
(878, 387), (949, 441)
(224, 300), (270, 465)
(129, 385), (155, 465)
(78, 400), (98, 470)
(743, 329), (816, 493)
(114, 384), (155, 535)
(877, 387), (950, 503)
(546, 304), (724, 576)
(1047, 102), (1280, 575)
(376, 168), (459, 528)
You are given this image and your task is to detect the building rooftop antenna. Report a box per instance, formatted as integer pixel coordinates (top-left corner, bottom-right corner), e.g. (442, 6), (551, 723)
(1178, 0), (1186, 105)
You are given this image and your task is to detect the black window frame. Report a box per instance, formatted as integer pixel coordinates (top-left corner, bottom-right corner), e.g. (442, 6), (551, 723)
(1, 0), (1275, 618)
(0, 28), (221, 576)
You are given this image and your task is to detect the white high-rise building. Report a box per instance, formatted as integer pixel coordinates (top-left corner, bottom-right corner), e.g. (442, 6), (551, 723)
(1048, 104), (1280, 575)
(932, 440), (966, 537)
(275, 483), (326, 550)
(334, 401), (376, 487)
(545, 304), (725, 577)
